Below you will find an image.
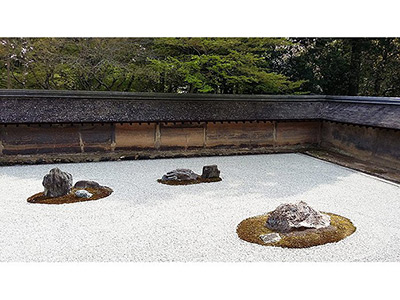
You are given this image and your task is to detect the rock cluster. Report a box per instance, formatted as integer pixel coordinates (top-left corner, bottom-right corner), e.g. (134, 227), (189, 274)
(42, 168), (73, 197)
(266, 201), (331, 233)
(161, 169), (200, 182)
(161, 165), (221, 183)
(30, 167), (114, 204)
(42, 168), (108, 199)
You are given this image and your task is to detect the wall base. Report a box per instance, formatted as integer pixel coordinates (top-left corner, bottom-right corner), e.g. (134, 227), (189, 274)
(0, 145), (312, 166)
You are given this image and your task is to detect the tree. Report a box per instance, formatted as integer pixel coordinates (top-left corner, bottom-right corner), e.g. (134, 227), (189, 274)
(2, 37), (400, 96)
(0, 38), (160, 91)
(272, 38), (353, 95)
(359, 38), (400, 96)
(0, 38), (30, 89)
(273, 38), (400, 97)
(148, 38), (305, 94)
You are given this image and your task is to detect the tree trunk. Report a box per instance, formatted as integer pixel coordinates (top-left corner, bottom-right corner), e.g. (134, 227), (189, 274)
(348, 39), (362, 96)
(374, 46), (388, 96)
(6, 56), (11, 89)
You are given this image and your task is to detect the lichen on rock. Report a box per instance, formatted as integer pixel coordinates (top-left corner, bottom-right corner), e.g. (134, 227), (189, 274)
(266, 201), (331, 233)
(42, 168), (73, 197)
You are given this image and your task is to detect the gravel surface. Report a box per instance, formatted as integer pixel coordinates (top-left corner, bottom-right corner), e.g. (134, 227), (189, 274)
(0, 153), (399, 262)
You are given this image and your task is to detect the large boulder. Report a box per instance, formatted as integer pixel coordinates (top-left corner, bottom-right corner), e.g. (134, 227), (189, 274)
(42, 168), (73, 197)
(161, 169), (200, 182)
(266, 201), (331, 233)
(201, 165), (220, 179)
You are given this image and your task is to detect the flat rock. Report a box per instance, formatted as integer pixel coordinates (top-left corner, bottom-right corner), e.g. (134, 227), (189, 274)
(260, 233), (281, 243)
(266, 201), (331, 233)
(75, 190), (93, 198)
(74, 180), (101, 189)
(161, 169), (200, 181)
(201, 165), (220, 179)
(42, 168), (73, 198)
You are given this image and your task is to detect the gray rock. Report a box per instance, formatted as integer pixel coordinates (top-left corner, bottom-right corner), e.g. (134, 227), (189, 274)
(161, 169), (200, 181)
(42, 168), (73, 197)
(75, 189), (93, 198)
(201, 165), (220, 179)
(260, 233), (281, 243)
(266, 201), (331, 233)
(74, 180), (101, 189)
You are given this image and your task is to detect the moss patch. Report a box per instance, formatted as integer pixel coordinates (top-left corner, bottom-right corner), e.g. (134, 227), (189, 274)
(157, 177), (222, 185)
(27, 187), (113, 205)
(237, 212), (356, 248)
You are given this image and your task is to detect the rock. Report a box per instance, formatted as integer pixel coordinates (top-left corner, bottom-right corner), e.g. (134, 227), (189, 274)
(161, 169), (200, 181)
(260, 233), (281, 243)
(75, 189), (93, 198)
(74, 180), (101, 189)
(42, 168), (73, 197)
(201, 165), (220, 179)
(266, 201), (331, 233)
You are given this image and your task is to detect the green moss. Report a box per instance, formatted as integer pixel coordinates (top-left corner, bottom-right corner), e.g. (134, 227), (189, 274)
(237, 212), (356, 248)
(27, 187), (113, 205)
(157, 177), (222, 185)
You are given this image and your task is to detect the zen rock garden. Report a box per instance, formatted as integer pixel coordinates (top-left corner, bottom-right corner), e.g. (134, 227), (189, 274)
(158, 164), (222, 185)
(25, 163), (356, 249)
(237, 201), (356, 248)
(156, 163), (356, 248)
(27, 167), (113, 204)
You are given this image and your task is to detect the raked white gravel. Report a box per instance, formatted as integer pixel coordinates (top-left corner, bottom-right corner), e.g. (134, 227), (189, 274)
(0, 153), (399, 262)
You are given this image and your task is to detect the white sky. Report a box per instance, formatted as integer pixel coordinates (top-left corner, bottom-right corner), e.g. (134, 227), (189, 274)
(0, 0), (399, 37)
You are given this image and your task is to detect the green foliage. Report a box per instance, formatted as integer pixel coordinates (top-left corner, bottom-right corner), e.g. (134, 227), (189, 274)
(271, 38), (352, 95)
(273, 38), (400, 96)
(358, 38), (400, 96)
(1, 37), (400, 96)
(148, 38), (303, 94)
(0, 38), (158, 91)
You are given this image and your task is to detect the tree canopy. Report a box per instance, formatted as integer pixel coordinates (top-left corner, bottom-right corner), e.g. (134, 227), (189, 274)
(1, 37), (400, 96)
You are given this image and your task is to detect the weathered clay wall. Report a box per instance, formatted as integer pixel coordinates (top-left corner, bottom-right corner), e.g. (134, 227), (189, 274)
(0, 124), (113, 155)
(0, 90), (399, 170)
(320, 121), (400, 169)
(115, 123), (156, 150)
(0, 120), (321, 155)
